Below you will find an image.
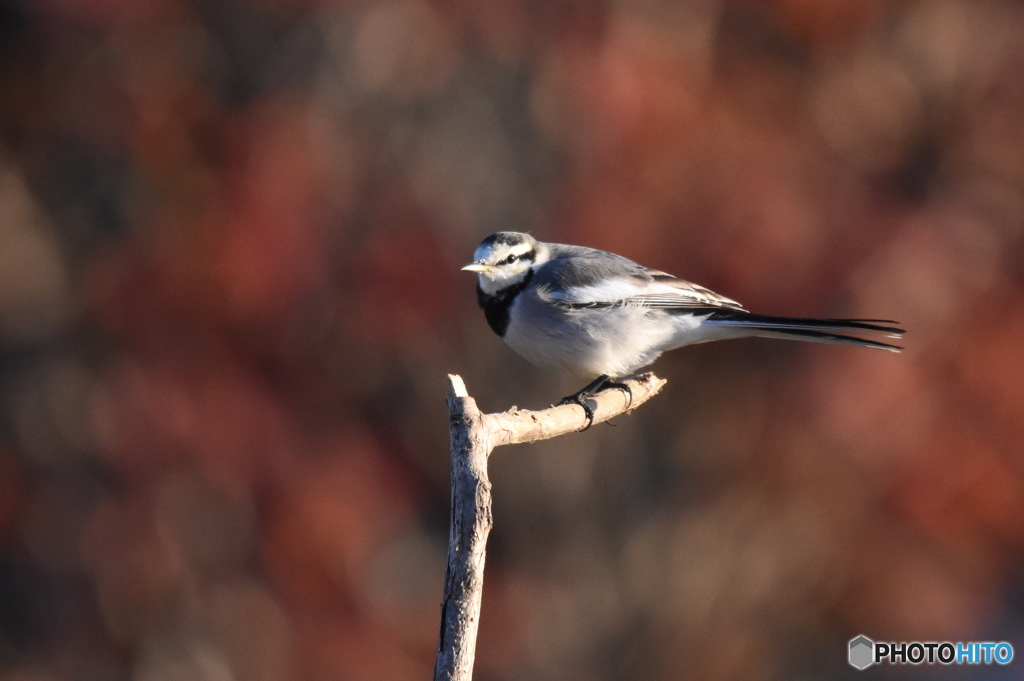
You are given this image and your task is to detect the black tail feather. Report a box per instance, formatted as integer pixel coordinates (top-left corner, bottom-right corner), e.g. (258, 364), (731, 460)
(695, 308), (905, 351)
(765, 327), (903, 351)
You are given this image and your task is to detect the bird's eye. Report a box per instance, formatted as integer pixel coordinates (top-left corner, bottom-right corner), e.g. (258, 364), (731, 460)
(506, 254), (518, 264)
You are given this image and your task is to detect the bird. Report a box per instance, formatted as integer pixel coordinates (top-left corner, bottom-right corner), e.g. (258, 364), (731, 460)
(462, 232), (904, 425)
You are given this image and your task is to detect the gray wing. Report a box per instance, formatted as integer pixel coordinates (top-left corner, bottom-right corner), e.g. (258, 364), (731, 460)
(535, 244), (745, 311)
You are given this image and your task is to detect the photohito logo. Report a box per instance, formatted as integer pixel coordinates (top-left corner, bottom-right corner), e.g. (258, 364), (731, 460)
(848, 635), (1014, 670)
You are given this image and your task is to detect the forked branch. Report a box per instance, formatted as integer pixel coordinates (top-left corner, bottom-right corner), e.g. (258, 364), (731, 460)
(433, 373), (666, 681)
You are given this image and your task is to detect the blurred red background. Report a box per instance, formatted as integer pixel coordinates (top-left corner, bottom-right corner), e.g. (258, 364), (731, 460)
(0, 0), (1022, 679)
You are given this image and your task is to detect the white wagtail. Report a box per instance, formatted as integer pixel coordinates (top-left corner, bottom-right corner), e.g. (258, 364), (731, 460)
(463, 232), (904, 424)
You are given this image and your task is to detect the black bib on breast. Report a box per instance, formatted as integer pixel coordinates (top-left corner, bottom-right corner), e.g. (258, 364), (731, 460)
(476, 269), (534, 338)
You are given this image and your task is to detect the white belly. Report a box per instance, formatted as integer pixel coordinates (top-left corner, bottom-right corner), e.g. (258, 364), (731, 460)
(502, 295), (685, 378)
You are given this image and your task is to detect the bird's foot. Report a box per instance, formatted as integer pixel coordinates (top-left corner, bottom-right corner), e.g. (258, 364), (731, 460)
(557, 375), (608, 430)
(557, 375), (633, 430)
(558, 392), (597, 430)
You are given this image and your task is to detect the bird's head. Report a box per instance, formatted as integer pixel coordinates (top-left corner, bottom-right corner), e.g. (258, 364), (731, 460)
(462, 232), (546, 295)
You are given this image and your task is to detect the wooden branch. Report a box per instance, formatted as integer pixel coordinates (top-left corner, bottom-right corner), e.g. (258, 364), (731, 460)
(434, 375), (493, 681)
(433, 373), (666, 681)
(484, 373), (667, 446)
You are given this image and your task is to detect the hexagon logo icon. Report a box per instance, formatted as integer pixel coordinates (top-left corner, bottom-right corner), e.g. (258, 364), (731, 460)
(849, 635), (875, 670)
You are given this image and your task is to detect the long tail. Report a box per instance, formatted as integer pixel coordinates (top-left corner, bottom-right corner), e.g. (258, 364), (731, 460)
(700, 309), (905, 352)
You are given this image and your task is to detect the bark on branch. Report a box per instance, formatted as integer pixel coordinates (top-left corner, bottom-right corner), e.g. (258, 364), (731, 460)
(433, 373), (666, 681)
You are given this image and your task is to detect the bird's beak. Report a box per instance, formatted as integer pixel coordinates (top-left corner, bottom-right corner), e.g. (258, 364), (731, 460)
(461, 262), (492, 273)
